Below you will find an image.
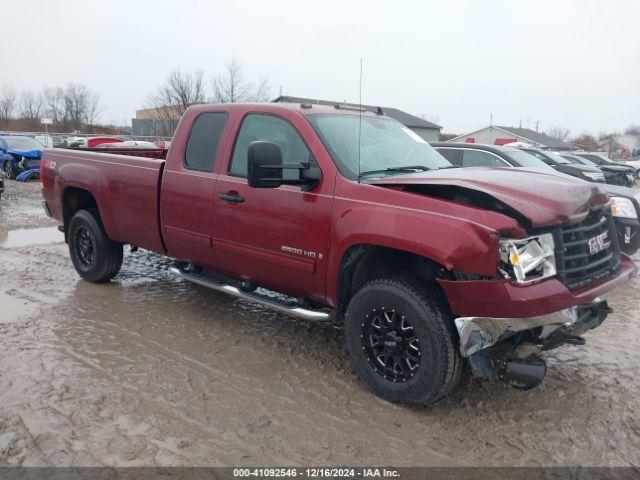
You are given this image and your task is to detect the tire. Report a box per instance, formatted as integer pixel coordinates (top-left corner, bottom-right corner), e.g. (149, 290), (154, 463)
(68, 209), (123, 283)
(344, 278), (462, 407)
(3, 161), (17, 180)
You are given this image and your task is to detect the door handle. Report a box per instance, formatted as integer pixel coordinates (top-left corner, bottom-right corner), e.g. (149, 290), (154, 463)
(218, 192), (245, 204)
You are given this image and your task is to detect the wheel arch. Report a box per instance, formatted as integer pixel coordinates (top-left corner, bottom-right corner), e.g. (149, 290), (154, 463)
(336, 244), (454, 312)
(62, 186), (100, 241)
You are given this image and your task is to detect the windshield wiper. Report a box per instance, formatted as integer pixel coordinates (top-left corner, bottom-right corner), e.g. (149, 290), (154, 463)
(436, 165), (460, 169)
(359, 165), (431, 178)
(386, 165), (430, 172)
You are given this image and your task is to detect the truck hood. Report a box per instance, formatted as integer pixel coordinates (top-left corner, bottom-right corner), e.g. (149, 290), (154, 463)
(561, 163), (602, 173)
(599, 164), (633, 173)
(366, 167), (609, 229)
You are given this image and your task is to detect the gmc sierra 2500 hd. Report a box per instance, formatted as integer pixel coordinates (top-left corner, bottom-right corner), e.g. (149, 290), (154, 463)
(41, 103), (636, 406)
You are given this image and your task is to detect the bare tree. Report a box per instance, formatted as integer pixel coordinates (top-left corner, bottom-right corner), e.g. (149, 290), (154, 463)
(19, 90), (43, 130)
(62, 83), (101, 131)
(570, 133), (600, 151)
(0, 86), (18, 127)
(41, 86), (65, 125)
(546, 126), (571, 141)
(211, 59), (271, 103)
(146, 68), (206, 136)
(624, 124), (640, 136)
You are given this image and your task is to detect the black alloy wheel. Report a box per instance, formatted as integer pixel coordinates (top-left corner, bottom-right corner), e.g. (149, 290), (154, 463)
(361, 307), (421, 382)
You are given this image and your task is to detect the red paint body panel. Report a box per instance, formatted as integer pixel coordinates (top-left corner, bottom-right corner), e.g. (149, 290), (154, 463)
(40, 103), (635, 319)
(439, 254), (636, 317)
(369, 167), (610, 228)
(42, 149), (165, 253)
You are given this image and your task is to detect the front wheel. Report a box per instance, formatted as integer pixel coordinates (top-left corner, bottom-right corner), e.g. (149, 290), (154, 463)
(344, 278), (462, 406)
(68, 209), (123, 283)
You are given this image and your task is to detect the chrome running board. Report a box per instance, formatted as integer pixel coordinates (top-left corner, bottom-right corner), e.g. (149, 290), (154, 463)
(169, 266), (333, 321)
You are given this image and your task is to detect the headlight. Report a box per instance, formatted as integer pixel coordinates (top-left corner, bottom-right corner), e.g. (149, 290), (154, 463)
(611, 197), (638, 219)
(499, 233), (556, 284)
(626, 173), (635, 182)
(582, 171), (605, 181)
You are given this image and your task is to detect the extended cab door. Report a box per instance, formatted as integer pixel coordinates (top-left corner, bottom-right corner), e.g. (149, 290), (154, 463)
(160, 111), (229, 269)
(212, 112), (335, 303)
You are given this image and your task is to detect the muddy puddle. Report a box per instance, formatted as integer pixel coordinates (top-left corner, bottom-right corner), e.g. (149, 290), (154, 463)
(1, 181), (640, 467)
(0, 226), (63, 248)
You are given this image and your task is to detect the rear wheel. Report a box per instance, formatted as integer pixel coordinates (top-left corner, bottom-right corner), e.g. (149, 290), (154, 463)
(68, 209), (123, 283)
(344, 278), (462, 406)
(3, 161), (17, 180)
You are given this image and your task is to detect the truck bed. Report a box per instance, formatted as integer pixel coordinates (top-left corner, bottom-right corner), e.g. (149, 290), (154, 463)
(42, 148), (166, 253)
(71, 147), (168, 160)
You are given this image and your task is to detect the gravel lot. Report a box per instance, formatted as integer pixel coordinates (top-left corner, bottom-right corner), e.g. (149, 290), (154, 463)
(1, 181), (639, 467)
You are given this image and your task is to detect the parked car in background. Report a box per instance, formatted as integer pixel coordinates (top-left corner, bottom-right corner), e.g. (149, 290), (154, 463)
(66, 136), (87, 148)
(431, 142), (557, 171)
(97, 140), (159, 149)
(514, 147), (606, 183)
(86, 136), (123, 148)
(433, 143), (640, 256)
(0, 135), (44, 179)
(563, 153), (634, 187)
(621, 158), (640, 178)
(35, 135), (55, 148)
(574, 152), (639, 181)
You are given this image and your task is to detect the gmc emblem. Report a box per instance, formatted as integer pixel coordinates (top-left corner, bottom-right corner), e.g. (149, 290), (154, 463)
(588, 231), (610, 255)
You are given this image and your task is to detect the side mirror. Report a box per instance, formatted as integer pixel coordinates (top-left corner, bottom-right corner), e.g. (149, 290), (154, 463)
(247, 141), (283, 189)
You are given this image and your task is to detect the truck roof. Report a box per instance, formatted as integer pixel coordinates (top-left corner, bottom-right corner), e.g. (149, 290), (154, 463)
(185, 102), (388, 119)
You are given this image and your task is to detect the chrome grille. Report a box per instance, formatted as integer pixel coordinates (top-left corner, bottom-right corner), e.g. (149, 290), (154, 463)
(554, 210), (620, 289)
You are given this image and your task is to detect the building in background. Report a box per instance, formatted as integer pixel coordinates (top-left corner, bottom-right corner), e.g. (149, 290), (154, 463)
(449, 125), (574, 150)
(272, 95), (442, 142)
(132, 106), (182, 137)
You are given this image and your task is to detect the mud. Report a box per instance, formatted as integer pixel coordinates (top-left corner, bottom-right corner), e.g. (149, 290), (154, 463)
(1, 182), (640, 467)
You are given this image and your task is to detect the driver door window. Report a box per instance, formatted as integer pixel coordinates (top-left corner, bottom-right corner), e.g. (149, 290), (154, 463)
(229, 114), (315, 181)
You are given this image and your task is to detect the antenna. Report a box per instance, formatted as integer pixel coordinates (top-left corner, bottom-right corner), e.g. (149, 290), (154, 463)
(358, 58), (363, 182)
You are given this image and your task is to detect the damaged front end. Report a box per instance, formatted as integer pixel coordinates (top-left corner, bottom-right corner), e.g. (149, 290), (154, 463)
(455, 297), (611, 389)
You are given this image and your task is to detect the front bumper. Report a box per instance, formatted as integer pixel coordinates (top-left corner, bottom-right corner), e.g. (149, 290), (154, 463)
(455, 297), (608, 357)
(438, 254), (636, 318)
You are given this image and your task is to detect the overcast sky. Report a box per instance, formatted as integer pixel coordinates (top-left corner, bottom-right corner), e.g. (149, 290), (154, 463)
(2, 0), (638, 135)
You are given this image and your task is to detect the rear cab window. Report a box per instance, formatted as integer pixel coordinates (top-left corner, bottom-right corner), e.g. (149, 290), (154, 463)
(184, 112), (228, 172)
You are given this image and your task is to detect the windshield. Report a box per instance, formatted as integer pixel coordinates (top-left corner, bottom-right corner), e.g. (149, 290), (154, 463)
(532, 149), (572, 164)
(504, 150), (555, 170)
(4, 136), (44, 151)
(307, 114), (451, 178)
(564, 155), (596, 166)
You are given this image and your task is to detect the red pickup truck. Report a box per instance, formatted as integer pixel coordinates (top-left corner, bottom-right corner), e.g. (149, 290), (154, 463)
(41, 103), (636, 406)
